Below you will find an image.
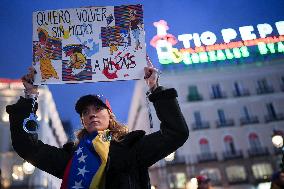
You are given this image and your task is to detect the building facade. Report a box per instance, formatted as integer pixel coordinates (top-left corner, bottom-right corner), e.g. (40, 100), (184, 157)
(128, 59), (284, 189)
(0, 79), (68, 189)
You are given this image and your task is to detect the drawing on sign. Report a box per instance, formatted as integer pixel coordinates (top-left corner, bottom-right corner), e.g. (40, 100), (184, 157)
(32, 4), (146, 84)
(129, 9), (143, 51)
(33, 28), (61, 81)
(62, 44), (92, 81)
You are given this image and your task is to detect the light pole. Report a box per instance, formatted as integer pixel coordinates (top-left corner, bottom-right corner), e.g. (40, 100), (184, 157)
(272, 130), (284, 172)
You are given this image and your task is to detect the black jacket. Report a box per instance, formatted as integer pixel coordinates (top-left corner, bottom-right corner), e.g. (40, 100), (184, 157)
(6, 87), (189, 189)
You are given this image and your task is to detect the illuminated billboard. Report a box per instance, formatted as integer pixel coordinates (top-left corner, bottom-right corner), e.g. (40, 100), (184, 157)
(150, 20), (284, 65)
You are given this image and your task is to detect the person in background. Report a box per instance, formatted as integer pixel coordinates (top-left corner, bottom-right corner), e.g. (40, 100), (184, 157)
(196, 175), (212, 189)
(6, 57), (189, 189)
(270, 171), (284, 189)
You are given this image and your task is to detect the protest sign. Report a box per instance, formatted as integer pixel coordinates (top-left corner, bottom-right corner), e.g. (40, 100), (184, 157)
(32, 4), (146, 84)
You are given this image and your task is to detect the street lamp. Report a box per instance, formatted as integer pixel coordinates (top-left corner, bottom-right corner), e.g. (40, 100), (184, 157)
(272, 130), (284, 149)
(22, 161), (35, 175)
(272, 130), (284, 172)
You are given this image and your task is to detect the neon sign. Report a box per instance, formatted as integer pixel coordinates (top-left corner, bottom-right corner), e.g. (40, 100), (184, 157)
(150, 20), (284, 64)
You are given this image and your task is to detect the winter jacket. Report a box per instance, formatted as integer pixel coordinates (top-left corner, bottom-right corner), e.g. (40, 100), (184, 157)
(6, 87), (189, 189)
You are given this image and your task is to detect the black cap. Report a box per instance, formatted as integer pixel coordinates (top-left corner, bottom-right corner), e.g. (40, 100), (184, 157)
(75, 94), (112, 116)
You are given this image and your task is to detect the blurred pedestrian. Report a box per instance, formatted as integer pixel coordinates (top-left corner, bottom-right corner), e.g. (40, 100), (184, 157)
(6, 57), (189, 189)
(196, 175), (212, 189)
(270, 171), (284, 189)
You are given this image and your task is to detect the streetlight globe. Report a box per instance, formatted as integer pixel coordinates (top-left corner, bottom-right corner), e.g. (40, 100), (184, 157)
(272, 135), (284, 148)
(23, 161), (35, 174)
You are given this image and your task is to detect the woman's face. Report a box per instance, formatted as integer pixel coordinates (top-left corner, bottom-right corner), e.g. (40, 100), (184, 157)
(81, 104), (110, 133)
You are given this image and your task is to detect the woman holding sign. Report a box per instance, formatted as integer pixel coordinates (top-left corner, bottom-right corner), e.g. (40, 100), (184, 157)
(6, 57), (189, 189)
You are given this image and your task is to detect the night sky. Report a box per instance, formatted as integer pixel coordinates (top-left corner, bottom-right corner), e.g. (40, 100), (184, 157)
(0, 0), (283, 130)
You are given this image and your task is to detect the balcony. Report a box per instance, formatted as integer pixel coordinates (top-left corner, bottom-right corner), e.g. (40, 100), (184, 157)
(210, 92), (227, 99)
(256, 86), (274, 95)
(197, 152), (218, 163)
(233, 89), (250, 97)
(248, 147), (269, 157)
(192, 121), (210, 130)
(240, 116), (259, 125)
(187, 94), (203, 102)
(223, 150), (243, 160)
(216, 119), (234, 128)
(165, 155), (186, 166)
(264, 113), (284, 123)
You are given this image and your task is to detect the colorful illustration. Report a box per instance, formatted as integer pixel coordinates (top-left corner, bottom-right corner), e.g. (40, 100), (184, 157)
(62, 44), (92, 81)
(33, 27), (61, 81)
(32, 4), (146, 84)
(129, 9), (143, 51)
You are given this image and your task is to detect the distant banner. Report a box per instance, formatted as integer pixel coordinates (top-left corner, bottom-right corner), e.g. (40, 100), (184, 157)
(32, 4), (146, 84)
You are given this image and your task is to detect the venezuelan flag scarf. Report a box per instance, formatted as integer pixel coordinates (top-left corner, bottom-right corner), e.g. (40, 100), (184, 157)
(61, 131), (110, 189)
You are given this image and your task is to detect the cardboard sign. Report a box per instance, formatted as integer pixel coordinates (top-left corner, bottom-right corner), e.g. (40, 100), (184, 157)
(32, 4), (146, 84)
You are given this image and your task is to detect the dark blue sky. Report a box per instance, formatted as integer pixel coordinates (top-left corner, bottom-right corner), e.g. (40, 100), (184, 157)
(0, 0), (283, 130)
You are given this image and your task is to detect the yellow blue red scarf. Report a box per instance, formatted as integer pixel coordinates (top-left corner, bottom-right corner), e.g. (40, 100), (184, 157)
(61, 131), (110, 189)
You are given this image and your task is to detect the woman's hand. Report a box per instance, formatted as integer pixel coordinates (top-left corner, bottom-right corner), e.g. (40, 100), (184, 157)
(144, 56), (159, 91)
(21, 67), (39, 96)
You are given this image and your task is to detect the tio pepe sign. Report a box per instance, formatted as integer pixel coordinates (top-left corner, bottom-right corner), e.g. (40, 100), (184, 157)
(150, 20), (284, 65)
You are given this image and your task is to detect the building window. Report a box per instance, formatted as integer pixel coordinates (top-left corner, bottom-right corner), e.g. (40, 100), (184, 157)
(234, 82), (242, 96)
(252, 163), (273, 180)
(226, 166), (247, 183)
(211, 84), (225, 98)
(240, 106), (259, 125)
(200, 168), (222, 185)
(256, 78), (274, 94)
(168, 172), (187, 189)
(199, 138), (210, 154)
(192, 111), (210, 130)
(187, 85), (202, 101)
(197, 138), (217, 162)
(233, 82), (249, 97)
(217, 109), (234, 127)
(257, 79), (268, 89)
(223, 135), (243, 160)
(249, 133), (261, 149)
(224, 135), (236, 154)
(266, 103), (276, 117)
(194, 111), (202, 125)
(218, 109), (226, 123)
(265, 103), (284, 122)
(242, 106), (250, 120)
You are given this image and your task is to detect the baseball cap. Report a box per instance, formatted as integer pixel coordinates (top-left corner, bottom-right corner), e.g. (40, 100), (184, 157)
(75, 94), (112, 116)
